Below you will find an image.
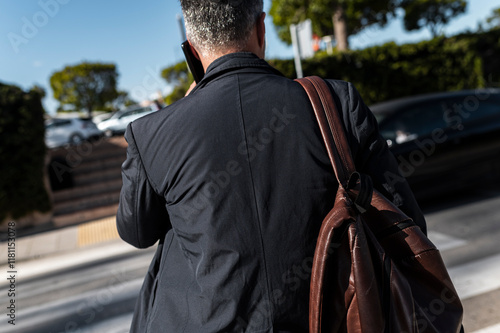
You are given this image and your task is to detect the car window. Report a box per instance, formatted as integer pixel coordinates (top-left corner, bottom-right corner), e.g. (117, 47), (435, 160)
(380, 102), (448, 144)
(58, 120), (72, 127)
(119, 110), (138, 118)
(46, 119), (71, 129)
(119, 112), (131, 119)
(135, 107), (148, 114)
(109, 111), (123, 119)
(118, 107), (151, 119)
(450, 98), (500, 123)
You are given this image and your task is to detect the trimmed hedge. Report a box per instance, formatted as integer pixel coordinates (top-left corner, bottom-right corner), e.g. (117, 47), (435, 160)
(0, 83), (51, 223)
(269, 28), (500, 105)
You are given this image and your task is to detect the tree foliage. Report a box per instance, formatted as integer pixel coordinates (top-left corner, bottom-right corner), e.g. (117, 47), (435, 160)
(50, 62), (119, 116)
(161, 61), (193, 105)
(0, 83), (51, 223)
(401, 0), (467, 37)
(269, 29), (500, 105)
(486, 7), (500, 28)
(113, 90), (137, 110)
(269, 0), (399, 50)
(270, 0), (468, 50)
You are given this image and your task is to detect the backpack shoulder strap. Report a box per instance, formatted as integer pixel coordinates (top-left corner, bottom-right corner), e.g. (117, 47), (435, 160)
(295, 76), (355, 188)
(296, 76), (373, 213)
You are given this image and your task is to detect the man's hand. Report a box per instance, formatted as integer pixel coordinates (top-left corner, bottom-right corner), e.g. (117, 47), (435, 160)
(185, 81), (197, 96)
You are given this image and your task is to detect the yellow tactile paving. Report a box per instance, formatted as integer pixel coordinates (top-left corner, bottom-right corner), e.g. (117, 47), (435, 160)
(77, 216), (120, 247)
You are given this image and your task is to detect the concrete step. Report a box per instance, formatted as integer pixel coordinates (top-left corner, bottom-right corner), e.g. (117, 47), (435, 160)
(54, 191), (121, 216)
(47, 136), (128, 228)
(71, 155), (125, 177)
(48, 138), (121, 155)
(52, 204), (119, 228)
(52, 178), (122, 204)
(73, 166), (122, 187)
(49, 136), (127, 162)
(71, 149), (125, 170)
(50, 145), (126, 170)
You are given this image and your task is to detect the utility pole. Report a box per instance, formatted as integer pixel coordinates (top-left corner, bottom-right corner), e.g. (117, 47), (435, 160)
(290, 24), (303, 79)
(290, 19), (313, 79)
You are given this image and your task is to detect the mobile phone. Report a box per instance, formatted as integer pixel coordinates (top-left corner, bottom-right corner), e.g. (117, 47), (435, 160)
(181, 40), (204, 83)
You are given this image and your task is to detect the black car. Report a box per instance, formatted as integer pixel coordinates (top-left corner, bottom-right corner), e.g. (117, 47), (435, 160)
(370, 88), (500, 200)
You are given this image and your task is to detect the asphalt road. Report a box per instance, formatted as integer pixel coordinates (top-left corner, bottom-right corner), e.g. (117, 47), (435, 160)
(1, 185), (499, 333)
(421, 185), (500, 332)
(0, 246), (154, 333)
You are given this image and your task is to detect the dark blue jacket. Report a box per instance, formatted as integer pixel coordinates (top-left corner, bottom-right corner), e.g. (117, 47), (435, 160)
(117, 53), (426, 333)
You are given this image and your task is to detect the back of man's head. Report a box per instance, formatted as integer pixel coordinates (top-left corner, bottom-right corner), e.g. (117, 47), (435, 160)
(180, 0), (264, 58)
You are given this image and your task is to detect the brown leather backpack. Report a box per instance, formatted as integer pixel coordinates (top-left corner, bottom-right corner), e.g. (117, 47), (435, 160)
(296, 76), (464, 333)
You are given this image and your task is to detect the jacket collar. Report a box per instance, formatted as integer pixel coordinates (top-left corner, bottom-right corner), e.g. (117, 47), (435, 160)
(190, 52), (284, 92)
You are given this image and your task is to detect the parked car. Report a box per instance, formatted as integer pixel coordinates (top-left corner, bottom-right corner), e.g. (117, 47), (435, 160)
(97, 105), (156, 137)
(92, 112), (114, 124)
(45, 117), (103, 149)
(370, 88), (500, 200)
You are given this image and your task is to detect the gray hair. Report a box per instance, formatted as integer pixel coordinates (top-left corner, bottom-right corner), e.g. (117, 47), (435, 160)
(180, 0), (264, 57)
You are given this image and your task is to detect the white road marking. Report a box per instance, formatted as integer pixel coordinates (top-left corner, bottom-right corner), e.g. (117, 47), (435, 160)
(1, 279), (142, 333)
(79, 313), (133, 333)
(0, 241), (141, 287)
(448, 253), (500, 300)
(427, 231), (467, 251)
(471, 322), (500, 333)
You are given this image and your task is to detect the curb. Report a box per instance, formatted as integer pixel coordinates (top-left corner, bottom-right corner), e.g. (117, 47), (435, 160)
(0, 236), (140, 288)
(0, 216), (121, 266)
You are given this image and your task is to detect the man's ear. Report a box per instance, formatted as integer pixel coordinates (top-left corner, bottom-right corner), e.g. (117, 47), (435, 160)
(187, 40), (201, 60)
(257, 12), (266, 50)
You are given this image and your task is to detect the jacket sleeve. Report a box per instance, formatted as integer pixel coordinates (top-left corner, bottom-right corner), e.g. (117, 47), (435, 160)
(333, 81), (427, 235)
(116, 123), (171, 248)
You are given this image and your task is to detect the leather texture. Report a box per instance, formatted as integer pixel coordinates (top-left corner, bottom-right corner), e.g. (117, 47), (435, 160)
(296, 76), (464, 333)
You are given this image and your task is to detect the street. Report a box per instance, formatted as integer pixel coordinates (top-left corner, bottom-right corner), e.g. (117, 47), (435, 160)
(421, 184), (500, 332)
(1, 185), (499, 333)
(0, 244), (154, 333)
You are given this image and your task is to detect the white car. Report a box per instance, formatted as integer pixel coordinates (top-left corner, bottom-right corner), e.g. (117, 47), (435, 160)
(97, 106), (156, 137)
(45, 117), (103, 149)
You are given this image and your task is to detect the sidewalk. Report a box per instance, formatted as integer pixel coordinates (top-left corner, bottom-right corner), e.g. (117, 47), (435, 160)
(0, 216), (122, 265)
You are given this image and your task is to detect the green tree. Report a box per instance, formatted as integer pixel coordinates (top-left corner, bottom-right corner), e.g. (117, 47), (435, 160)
(269, 0), (399, 51)
(30, 84), (46, 98)
(161, 61), (193, 105)
(50, 62), (119, 117)
(113, 90), (137, 110)
(400, 0), (467, 37)
(486, 7), (500, 28)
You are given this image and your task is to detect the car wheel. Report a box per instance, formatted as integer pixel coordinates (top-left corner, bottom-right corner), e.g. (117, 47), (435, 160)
(104, 129), (113, 137)
(69, 133), (84, 145)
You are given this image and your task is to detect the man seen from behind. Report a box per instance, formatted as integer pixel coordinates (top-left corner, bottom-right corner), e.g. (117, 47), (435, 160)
(117, 1), (426, 332)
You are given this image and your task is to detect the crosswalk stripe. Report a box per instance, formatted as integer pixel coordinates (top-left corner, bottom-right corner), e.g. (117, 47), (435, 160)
(448, 253), (500, 300)
(79, 313), (133, 333)
(471, 322), (500, 333)
(0, 241), (140, 287)
(427, 231), (467, 251)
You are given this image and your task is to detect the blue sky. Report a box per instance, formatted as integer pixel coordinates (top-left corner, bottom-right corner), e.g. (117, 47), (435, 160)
(0, 0), (498, 114)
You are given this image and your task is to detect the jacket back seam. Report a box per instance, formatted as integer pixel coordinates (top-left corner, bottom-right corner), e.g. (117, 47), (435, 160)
(235, 73), (274, 330)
